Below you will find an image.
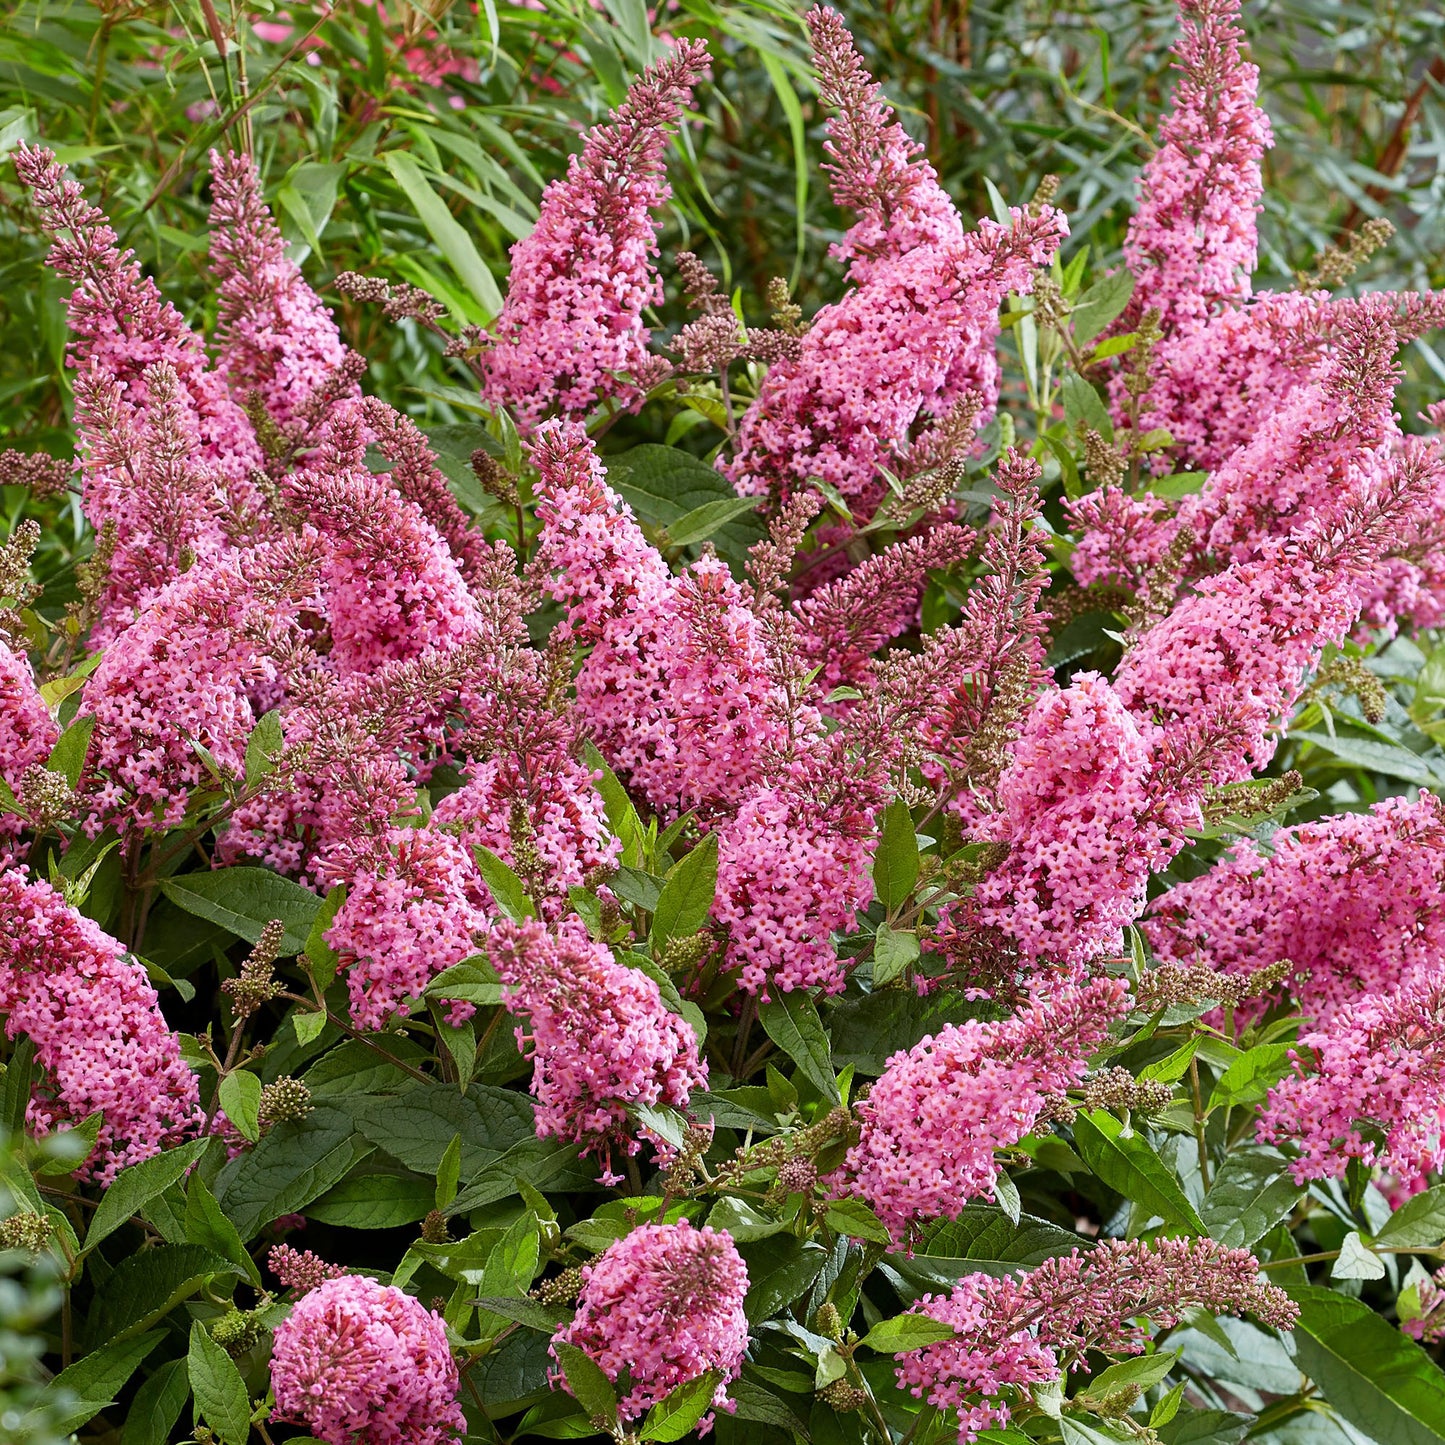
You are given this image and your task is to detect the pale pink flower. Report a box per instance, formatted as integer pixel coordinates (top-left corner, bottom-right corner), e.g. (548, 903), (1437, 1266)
(0, 639), (59, 865)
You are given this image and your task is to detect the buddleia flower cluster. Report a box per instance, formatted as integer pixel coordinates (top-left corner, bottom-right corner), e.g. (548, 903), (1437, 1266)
(3, 0), (1445, 1439)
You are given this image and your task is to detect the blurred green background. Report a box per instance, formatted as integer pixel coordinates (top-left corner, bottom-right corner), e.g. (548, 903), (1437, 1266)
(1, 0), (1442, 458)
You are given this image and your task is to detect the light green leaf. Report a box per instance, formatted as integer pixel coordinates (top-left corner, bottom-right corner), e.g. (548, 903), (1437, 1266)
(1072, 1110), (1205, 1234)
(641, 1370), (725, 1442)
(1207, 1044), (1294, 1112)
(188, 1320), (252, 1445)
(159, 867), (320, 954)
(471, 844), (533, 922)
(872, 923), (920, 987)
(84, 1140), (210, 1254)
(872, 799), (919, 911)
(1374, 1183), (1445, 1250)
(243, 709), (284, 789)
(218, 1070), (262, 1144)
(861, 1314), (957, 1352)
(384, 149), (502, 318)
(553, 1341), (619, 1424)
(651, 831), (718, 954)
(1331, 1230), (1386, 1281)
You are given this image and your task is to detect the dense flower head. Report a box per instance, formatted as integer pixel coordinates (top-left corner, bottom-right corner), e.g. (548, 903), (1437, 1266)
(1257, 972), (1445, 1188)
(79, 539), (321, 833)
(900, 1237), (1296, 1441)
(713, 743), (878, 996)
(1113, 440), (1444, 783)
(433, 747), (618, 913)
(13, 145), (265, 537)
(207, 150), (356, 431)
(324, 822), (493, 1031)
(533, 421), (790, 816)
(1121, 0), (1272, 335)
(483, 41), (710, 425)
(970, 675), (1174, 967)
(724, 207), (1067, 512)
(71, 361), (235, 637)
(804, 5), (965, 281)
(1147, 793), (1445, 1024)
(0, 639), (59, 865)
(0, 869), (202, 1183)
(284, 410), (486, 676)
(270, 1273), (465, 1445)
(531, 420), (672, 642)
(832, 975), (1128, 1243)
(551, 1220), (749, 1425)
(491, 917), (707, 1181)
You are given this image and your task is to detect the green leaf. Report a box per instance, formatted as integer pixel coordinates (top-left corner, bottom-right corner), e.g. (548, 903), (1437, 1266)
(303, 883), (346, 989)
(1061, 371), (1112, 443)
(384, 150), (502, 318)
(861, 1314), (957, 1352)
(472, 843), (533, 921)
(472, 1295), (570, 1332)
(1, 1034), (35, 1134)
(307, 1170), (434, 1229)
(214, 1104), (376, 1238)
(872, 923), (920, 987)
(188, 1320), (252, 1445)
(708, 1196), (786, 1242)
(342, 1082), (540, 1177)
(1071, 1111), (1205, 1234)
(641, 1370), (725, 1442)
(437, 1133), (463, 1211)
(1071, 271), (1135, 347)
(1207, 1044), (1293, 1112)
(651, 831), (718, 954)
(743, 1239), (828, 1325)
(88, 1244), (232, 1344)
(1291, 731), (1445, 789)
(663, 496), (761, 547)
(243, 709), (284, 789)
(823, 1197), (891, 1244)
(758, 993), (839, 1103)
(292, 1009), (328, 1046)
(1331, 1230), (1385, 1281)
(426, 955), (505, 1006)
(1199, 1149), (1302, 1248)
(1288, 1284), (1445, 1445)
(602, 445), (765, 570)
(884, 1207), (1083, 1291)
(872, 800), (919, 911)
(184, 1173), (260, 1286)
(1079, 1351), (1180, 1400)
(121, 1356), (191, 1445)
(159, 867), (321, 954)
(47, 712), (96, 788)
(45, 1331), (164, 1432)
(553, 1341), (619, 1424)
(1374, 1183), (1445, 1249)
(218, 1070), (262, 1144)
(84, 1140), (210, 1254)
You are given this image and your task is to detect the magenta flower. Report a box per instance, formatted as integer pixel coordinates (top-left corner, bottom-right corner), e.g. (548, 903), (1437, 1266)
(483, 41), (710, 425)
(831, 975), (1128, 1243)
(270, 1274), (465, 1445)
(492, 917), (707, 1182)
(552, 1220), (749, 1425)
(0, 869), (201, 1183)
(901, 1238), (1296, 1441)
